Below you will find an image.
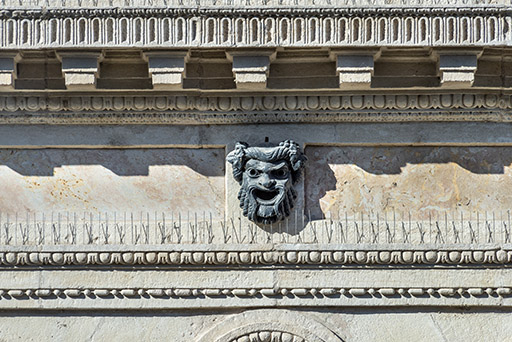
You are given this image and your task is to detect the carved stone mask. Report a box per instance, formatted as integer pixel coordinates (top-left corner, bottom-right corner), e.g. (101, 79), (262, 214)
(227, 140), (307, 225)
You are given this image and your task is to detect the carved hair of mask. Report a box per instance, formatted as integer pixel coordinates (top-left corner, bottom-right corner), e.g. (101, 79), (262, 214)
(226, 140), (307, 225)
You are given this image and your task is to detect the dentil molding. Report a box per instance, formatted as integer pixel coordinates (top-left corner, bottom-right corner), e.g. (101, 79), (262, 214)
(0, 2), (509, 49)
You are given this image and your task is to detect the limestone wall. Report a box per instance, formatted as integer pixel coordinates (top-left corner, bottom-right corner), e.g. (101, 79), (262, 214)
(306, 146), (512, 217)
(1, 1), (512, 341)
(0, 123), (510, 341)
(0, 148), (225, 215)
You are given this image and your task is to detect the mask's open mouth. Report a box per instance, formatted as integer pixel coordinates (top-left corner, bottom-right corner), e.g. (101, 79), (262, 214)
(254, 188), (280, 202)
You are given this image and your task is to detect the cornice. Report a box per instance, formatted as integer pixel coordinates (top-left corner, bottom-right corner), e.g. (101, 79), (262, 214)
(0, 94), (511, 124)
(0, 7), (509, 18)
(0, 5), (509, 49)
(2, 0), (511, 10)
(1, 246), (510, 267)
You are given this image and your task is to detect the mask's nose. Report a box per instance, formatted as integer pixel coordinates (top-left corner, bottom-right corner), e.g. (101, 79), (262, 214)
(258, 174), (276, 188)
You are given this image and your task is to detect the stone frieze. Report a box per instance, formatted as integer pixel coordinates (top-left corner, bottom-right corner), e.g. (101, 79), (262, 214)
(0, 246), (510, 266)
(0, 94), (511, 124)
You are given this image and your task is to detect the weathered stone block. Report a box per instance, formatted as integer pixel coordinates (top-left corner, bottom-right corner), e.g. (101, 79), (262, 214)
(439, 54), (478, 88)
(336, 55), (374, 89)
(0, 148), (225, 216)
(0, 57), (15, 88)
(306, 146), (512, 219)
(146, 51), (188, 89)
(59, 53), (101, 89)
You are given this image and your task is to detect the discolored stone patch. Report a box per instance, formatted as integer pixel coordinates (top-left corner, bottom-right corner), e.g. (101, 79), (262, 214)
(306, 146), (512, 219)
(0, 148), (225, 216)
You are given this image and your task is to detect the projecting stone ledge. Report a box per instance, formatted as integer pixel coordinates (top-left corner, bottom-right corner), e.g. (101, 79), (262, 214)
(145, 51), (189, 89)
(0, 54), (16, 89)
(335, 54), (376, 90)
(59, 52), (101, 90)
(439, 54), (479, 88)
(227, 51), (275, 90)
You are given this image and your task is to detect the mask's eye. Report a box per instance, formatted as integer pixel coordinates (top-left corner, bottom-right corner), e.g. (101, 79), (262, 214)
(272, 168), (289, 179)
(246, 168), (260, 177)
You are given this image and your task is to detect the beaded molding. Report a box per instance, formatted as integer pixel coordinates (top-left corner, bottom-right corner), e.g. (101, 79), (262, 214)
(1, 286), (511, 299)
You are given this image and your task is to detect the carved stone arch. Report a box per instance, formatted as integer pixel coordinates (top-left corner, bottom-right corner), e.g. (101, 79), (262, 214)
(226, 328), (306, 342)
(196, 309), (344, 342)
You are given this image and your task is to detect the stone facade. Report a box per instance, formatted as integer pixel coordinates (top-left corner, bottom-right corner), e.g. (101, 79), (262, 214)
(1, 0), (512, 341)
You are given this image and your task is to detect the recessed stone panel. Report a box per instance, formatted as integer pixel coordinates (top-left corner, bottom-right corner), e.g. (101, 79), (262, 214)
(306, 146), (512, 219)
(0, 148), (224, 216)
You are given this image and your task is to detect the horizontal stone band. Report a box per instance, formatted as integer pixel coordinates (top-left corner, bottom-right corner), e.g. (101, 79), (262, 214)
(0, 248), (509, 266)
(0, 94), (511, 124)
(1, 94), (508, 111)
(2, 0), (512, 9)
(1, 287), (511, 299)
(0, 7), (508, 48)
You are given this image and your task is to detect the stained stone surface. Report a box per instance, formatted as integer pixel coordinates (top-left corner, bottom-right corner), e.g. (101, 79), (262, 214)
(306, 146), (512, 219)
(0, 148), (225, 216)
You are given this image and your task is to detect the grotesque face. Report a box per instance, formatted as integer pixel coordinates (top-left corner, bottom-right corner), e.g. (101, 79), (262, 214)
(240, 158), (296, 225)
(227, 140), (306, 225)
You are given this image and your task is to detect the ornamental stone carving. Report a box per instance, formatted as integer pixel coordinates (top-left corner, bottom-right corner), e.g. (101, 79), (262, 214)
(228, 331), (306, 342)
(227, 140), (306, 225)
(197, 309), (344, 342)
